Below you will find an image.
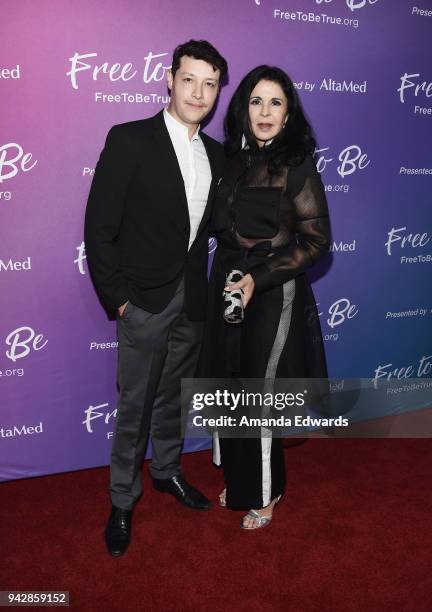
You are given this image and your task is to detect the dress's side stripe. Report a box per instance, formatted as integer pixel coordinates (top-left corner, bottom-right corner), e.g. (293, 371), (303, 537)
(261, 279), (296, 506)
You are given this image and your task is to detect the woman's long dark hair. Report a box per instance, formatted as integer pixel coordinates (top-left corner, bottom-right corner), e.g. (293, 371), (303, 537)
(224, 65), (316, 171)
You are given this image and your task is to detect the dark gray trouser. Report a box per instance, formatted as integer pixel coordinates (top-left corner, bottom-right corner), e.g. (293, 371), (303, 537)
(110, 279), (203, 510)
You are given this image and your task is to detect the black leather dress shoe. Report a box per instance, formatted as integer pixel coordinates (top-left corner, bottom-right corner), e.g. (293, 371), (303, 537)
(104, 505), (133, 557)
(153, 475), (212, 510)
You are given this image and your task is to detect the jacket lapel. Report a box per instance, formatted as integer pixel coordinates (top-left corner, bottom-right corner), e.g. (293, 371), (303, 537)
(148, 111), (221, 244)
(149, 111), (190, 233)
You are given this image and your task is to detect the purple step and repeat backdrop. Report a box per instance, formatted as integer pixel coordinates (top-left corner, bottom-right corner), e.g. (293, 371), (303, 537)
(1, 0), (431, 481)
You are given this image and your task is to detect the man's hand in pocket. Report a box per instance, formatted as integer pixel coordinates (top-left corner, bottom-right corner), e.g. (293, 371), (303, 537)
(118, 301), (129, 317)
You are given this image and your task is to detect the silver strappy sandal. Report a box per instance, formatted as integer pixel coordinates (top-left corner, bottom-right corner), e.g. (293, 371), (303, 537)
(219, 489), (227, 507)
(241, 495), (282, 530)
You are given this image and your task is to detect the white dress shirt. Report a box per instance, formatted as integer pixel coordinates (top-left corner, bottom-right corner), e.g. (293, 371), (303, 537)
(163, 109), (212, 250)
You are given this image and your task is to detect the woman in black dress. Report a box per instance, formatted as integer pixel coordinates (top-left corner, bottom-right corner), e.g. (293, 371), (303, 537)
(200, 66), (330, 529)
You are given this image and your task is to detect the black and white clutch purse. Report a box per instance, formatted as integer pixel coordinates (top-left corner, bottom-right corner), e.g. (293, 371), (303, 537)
(223, 270), (244, 324)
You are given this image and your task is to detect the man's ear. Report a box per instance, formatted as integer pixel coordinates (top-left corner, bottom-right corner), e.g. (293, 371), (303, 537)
(167, 68), (173, 91)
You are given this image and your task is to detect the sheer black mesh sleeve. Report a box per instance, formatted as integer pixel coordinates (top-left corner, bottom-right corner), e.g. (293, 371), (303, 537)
(248, 156), (331, 293)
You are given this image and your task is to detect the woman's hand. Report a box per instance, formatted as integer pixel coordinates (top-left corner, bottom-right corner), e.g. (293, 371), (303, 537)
(224, 273), (255, 307)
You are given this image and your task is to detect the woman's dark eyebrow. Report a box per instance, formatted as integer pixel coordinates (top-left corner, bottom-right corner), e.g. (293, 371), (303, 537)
(249, 96), (283, 101)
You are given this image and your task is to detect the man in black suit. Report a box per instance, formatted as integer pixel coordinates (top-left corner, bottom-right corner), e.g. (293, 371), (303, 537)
(84, 40), (226, 556)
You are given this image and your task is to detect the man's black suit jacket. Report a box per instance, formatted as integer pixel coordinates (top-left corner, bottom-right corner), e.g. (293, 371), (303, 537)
(84, 110), (225, 321)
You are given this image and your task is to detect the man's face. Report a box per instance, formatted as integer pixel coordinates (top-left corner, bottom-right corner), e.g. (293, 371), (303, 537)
(167, 55), (220, 128)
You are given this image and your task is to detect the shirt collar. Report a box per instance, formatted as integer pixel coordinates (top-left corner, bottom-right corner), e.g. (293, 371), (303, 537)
(164, 108), (200, 142)
(241, 134), (273, 150)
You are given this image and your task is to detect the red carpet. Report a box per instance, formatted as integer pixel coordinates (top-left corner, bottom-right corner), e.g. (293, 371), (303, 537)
(1, 440), (431, 611)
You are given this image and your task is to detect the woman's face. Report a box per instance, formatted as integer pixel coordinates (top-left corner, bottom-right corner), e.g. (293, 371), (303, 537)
(248, 79), (289, 147)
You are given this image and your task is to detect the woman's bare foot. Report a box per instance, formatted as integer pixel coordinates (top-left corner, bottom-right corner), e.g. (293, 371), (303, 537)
(219, 488), (227, 507)
(241, 495), (281, 529)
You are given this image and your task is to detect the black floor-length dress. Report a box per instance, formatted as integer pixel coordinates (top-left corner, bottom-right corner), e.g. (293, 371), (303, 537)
(199, 147), (331, 509)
